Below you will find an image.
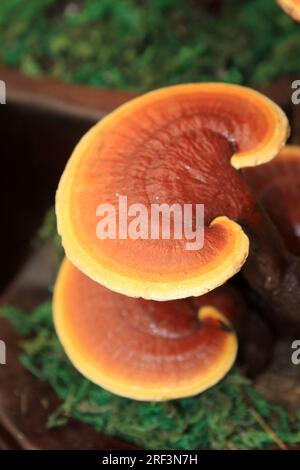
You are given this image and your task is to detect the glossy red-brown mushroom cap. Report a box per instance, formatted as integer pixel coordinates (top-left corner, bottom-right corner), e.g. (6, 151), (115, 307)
(56, 83), (289, 300)
(54, 259), (238, 401)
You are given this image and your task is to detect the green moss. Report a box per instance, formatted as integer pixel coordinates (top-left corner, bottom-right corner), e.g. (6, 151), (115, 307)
(0, 0), (300, 91)
(34, 207), (64, 262)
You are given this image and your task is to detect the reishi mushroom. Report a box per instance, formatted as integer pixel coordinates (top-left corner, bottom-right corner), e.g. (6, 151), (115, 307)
(54, 83), (300, 399)
(244, 145), (300, 256)
(56, 83), (288, 302)
(277, 0), (300, 22)
(54, 259), (242, 400)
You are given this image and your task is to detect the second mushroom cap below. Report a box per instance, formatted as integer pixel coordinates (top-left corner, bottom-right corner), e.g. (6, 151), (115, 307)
(54, 259), (238, 401)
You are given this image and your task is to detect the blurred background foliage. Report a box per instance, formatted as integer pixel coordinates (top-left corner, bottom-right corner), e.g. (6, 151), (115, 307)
(0, 0), (299, 91)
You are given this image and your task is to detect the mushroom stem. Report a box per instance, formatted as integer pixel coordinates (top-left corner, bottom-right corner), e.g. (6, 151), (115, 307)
(241, 204), (300, 331)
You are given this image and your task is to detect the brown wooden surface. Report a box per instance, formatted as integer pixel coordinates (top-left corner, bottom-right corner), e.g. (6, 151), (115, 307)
(0, 65), (136, 449)
(0, 245), (136, 450)
(0, 65), (299, 450)
(0, 64), (136, 121)
(0, 65), (134, 293)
